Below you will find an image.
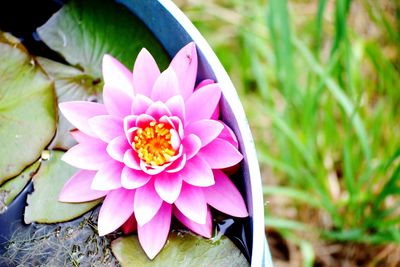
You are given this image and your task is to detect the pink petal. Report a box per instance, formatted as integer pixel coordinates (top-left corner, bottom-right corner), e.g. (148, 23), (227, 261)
(182, 134), (201, 159)
(123, 115), (138, 133)
(170, 42), (198, 99)
(140, 161), (170, 175)
(165, 154), (186, 173)
(172, 116), (184, 137)
(121, 213), (137, 235)
(106, 136), (131, 162)
(138, 202), (171, 260)
(88, 115), (124, 143)
(62, 142), (109, 170)
(70, 130), (94, 144)
(179, 156), (214, 187)
(218, 121), (239, 148)
(185, 83), (221, 124)
(103, 84), (133, 117)
(59, 170), (108, 202)
(125, 129), (136, 147)
(121, 166), (151, 189)
(59, 101), (107, 137)
(185, 119), (224, 147)
(136, 114), (156, 128)
(123, 150), (141, 170)
(154, 172), (182, 204)
(174, 183), (207, 224)
(194, 79), (214, 90)
(165, 95), (185, 121)
(160, 116), (183, 137)
(132, 48), (160, 97)
(91, 161), (123, 191)
(196, 81), (220, 121)
(203, 170), (248, 217)
(134, 179), (163, 226)
(170, 128), (181, 150)
(102, 54), (134, 96)
(151, 67), (179, 102)
(198, 138), (243, 169)
(98, 188), (135, 236)
(173, 206), (212, 238)
(132, 94), (153, 115)
(211, 105), (220, 120)
(145, 101), (172, 120)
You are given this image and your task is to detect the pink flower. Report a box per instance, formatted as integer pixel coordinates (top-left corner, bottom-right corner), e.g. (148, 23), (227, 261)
(58, 42), (248, 259)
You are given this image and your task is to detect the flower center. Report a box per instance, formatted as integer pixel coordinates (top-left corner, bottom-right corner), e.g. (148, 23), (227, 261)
(133, 121), (176, 166)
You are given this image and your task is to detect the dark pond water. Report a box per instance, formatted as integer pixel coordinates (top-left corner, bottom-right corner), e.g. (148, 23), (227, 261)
(0, 0), (67, 62)
(0, 0), (252, 264)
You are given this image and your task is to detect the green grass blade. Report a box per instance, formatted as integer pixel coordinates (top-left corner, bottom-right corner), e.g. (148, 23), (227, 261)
(267, 0), (297, 101)
(263, 186), (323, 208)
(330, 0), (352, 56)
(316, 0), (328, 55)
(375, 161), (400, 206)
(265, 217), (310, 232)
(343, 135), (356, 201)
(265, 108), (315, 169)
(293, 36), (371, 163)
(257, 150), (300, 178)
(243, 33), (270, 100)
(299, 240), (315, 267)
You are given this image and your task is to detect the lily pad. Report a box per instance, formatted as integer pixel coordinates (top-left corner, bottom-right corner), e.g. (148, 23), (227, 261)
(37, 0), (169, 78)
(111, 231), (249, 266)
(24, 151), (100, 224)
(0, 160), (40, 213)
(0, 32), (56, 185)
(37, 57), (102, 150)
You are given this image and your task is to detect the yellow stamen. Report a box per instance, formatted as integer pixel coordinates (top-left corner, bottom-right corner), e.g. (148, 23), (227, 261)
(133, 122), (177, 166)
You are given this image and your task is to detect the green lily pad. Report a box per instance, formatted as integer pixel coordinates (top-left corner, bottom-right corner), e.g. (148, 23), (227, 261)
(0, 32), (56, 185)
(111, 231), (249, 266)
(37, 0), (169, 78)
(37, 57), (102, 150)
(0, 160), (40, 213)
(24, 151), (100, 224)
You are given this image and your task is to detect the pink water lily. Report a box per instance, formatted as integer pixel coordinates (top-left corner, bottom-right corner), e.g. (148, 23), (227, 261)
(59, 42), (248, 259)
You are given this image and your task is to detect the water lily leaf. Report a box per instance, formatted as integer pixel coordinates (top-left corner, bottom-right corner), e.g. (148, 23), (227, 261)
(0, 160), (40, 213)
(37, 0), (169, 78)
(37, 57), (102, 150)
(111, 231), (249, 266)
(24, 151), (100, 224)
(0, 32), (56, 185)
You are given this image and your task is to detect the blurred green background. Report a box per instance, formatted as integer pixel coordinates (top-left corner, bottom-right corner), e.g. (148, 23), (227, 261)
(175, 0), (399, 266)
